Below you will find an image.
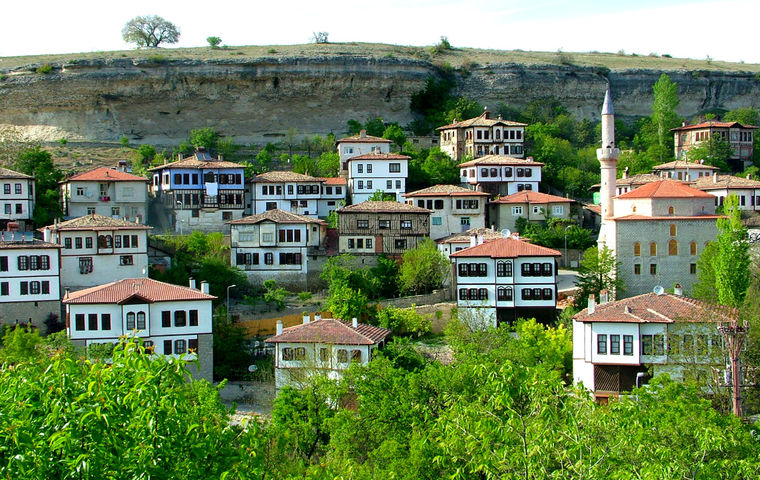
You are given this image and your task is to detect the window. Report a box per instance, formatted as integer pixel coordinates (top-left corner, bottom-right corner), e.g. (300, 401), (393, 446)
(164, 340), (173, 355)
(188, 338), (198, 353)
(15, 204), (21, 214)
(521, 288), (532, 300)
(19, 282), (28, 295)
(542, 263), (553, 276)
(432, 217), (442, 225)
(294, 347), (306, 360)
(542, 288), (553, 300)
(189, 310), (198, 326)
(75, 314), (85, 331)
(478, 288), (488, 300)
(461, 217), (470, 226)
(690, 241), (697, 255)
(387, 180), (392, 189)
(633, 242), (641, 256)
(29, 281), (40, 295)
(394, 239), (407, 249)
(64, 238), (72, 250)
(162, 311), (171, 327)
(366, 164), (372, 174)
(175, 340), (187, 355)
(668, 239), (678, 256)
(366, 238), (372, 249)
(642, 335), (653, 355)
(3, 204), (9, 215)
(634, 263), (641, 275)
(111, 207), (120, 216)
(0, 282), (7, 296)
(468, 288), (478, 300)
(265, 253), (274, 265)
(650, 264), (657, 275)
(597, 335), (607, 354)
(126, 312), (136, 330)
(649, 242), (657, 256)
(319, 348), (329, 362)
(136, 312), (146, 330)
(401, 220), (412, 229)
(690, 263), (697, 275)
(0, 256), (6, 272)
(347, 238), (354, 249)
(175, 310), (187, 327)
(358, 180), (364, 190)
(120, 255), (134, 266)
(87, 207), (96, 215)
(669, 224), (677, 236)
(389, 163), (401, 173)
(395, 180), (401, 189)
(85, 237), (93, 249)
(481, 168), (488, 177)
(88, 314), (98, 331)
(497, 261), (512, 277)
(357, 220), (369, 229)
(512, 206), (523, 215)
(497, 287), (513, 301)
(338, 349), (349, 363)
(668, 206), (675, 215)
(459, 288), (467, 300)
(653, 335), (664, 355)
(351, 350), (362, 363)
(610, 335), (620, 355)
(551, 205), (564, 215)
(2, 184), (8, 194)
(623, 335), (633, 355)
(357, 164), (363, 174)
(79, 257), (93, 274)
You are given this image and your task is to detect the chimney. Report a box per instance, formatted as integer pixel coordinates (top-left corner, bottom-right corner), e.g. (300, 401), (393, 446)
(218, 154), (223, 162)
(600, 289), (609, 304)
(623, 166), (629, 179)
(477, 234), (484, 245)
(314, 313), (321, 322)
(200, 281), (209, 294)
(747, 174), (752, 180)
(276, 320), (283, 335)
(713, 172), (718, 183)
(588, 294), (596, 314)
(177, 153), (181, 162)
(682, 121), (687, 127)
(303, 313), (310, 324)
(469, 235), (477, 247)
(491, 224), (495, 231)
(483, 107), (490, 119)
(674, 283), (683, 296)
(624, 305), (631, 314)
(359, 129), (366, 138)
(699, 159), (705, 164)
(189, 278), (196, 290)
(352, 317), (358, 328)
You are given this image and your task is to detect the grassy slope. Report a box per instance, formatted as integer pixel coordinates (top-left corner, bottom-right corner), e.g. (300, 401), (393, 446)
(1, 42), (759, 73)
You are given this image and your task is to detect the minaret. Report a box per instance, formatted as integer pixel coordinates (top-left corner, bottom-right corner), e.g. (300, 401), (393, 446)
(597, 87), (620, 246)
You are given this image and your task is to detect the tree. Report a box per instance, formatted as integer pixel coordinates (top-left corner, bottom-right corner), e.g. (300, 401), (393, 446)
(206, 36), (222, 48)
(686, 134), (732, 171)
(368, 190), (396, 201)
(122, 15), (180, 48)
(714, 195), (750, 308)
(420, 147), (459, 185)
(346, 119), (363, 135)
(651, 73), (681, 150)
(326, 282), (370, 321)
(364, 117), (385, 137)
(398, 239), (449, 295)
(382, 125), (406, 152)
(188, 127), (219, 152)
(574, 246), (622, 306)
(14, 146), (63, 226)
(311, 32), (329, 44)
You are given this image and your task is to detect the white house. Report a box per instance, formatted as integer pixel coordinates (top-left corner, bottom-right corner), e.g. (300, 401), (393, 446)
(41, 214), (151, 291)
(63, 277), (216, 381)
(404, 184), (489, 240)
(651, 159), (718, 182)
(60, 166), (149, 222)
(265, 315), (390, 388)
(347, 152), (409, 204)
(459, 155), (543, 196)
(671, 120), (757, 169)
(488, 190), (576, 232)
(437, 111), (527, 161)
(316, 177), (347, 218)
(692, 173), (760, 211)
(228, 209), (327, 288)
(436, 227), (504, 259)
(0, 166), (35, 231)
(573, 291), (734, 402)
(249, 171), (346, 218)
(0, 232), (61, 333)
(451, 235), (561, 327)
(336, 130), (392, 173)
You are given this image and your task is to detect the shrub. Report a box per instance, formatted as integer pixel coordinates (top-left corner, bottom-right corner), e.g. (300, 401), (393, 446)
(267, 48), (277, 54)
(36, 64), (53, 74)
(120, 136), (130, 147)
(297, 291), (312, 301)
(430, 36), (452, 55)
(147, 54), (168, 64)
(206, 36), (222, 49)
(376, 305), (431, 336)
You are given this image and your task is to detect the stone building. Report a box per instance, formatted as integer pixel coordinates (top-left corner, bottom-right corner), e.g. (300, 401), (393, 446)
(671, 120), (757, 169)
(337, 201), (430, 258)
(489, 190), (576, 231)
(437, 111), (527, 161)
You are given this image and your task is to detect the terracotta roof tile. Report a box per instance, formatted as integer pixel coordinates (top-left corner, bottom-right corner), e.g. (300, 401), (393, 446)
(63, 278), (216, 304)
(450, 236), (560, 258)
(437, 112), (527, 130)
(574, 293), (737, 324)
(252, 171), (319, 183)
(64, 167), (148, 183)
(615, 180), (714, 199)
(338, 201), (431, 214)
(336, 134), (392, 144)
(0, 238), (61, 250)
(670, 121), (756, 132)
(148, 151), (242, 171)
(227, 209), (327, 225)
(405, 184), (489, 197)
(436, 227), (504, 244)
(652, 160), (719, 171)
(458, 155), (543, 167)
(318, 177), (347, 185)
(692, 174), (760, 189)
(0, 167), (33, 180)
(348, 153), (410, 161)
(491, 190), (574, 205)
(265, 318), (390, 345)
(44, 214), (152, 231)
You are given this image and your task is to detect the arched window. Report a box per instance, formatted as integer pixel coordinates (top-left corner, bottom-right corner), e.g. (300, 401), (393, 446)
(668, 239), (678, 256)
(495, 129), (501, 140)
(136, 312), (146, 330)
(126, 312), (136, 330)
(690, 241), (697, 255)
(632, 205), (637, 213)
(633, 242), (641, 256)
(649, 242), (657, 256)
(670, 224), (677, 236)
(668, 206), (675, 215)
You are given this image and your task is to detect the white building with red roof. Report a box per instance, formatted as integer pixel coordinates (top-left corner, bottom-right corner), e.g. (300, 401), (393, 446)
(692, 173), (760, 211)
(317, 177), (347, 218)
(489, 190), (576, 231)
(0, 167), (35, 231)
(41, 214), (151, 291)
(60, 166), (149, 222)
(671, 120), (756, 168)
(458, 155), (543, 196)
(451, 236), (560, 327)
(63, 277), (216, 381)
(573, 291), (734, 401)
(436, 227), (504, 259)
(266, 315), (390, 388)
(404, 184), (489, 240)
(347, 152), (409, 204)
(335, 129), (392, 172)
(437, 111), (526, 161)
(651, 159), (718, 182)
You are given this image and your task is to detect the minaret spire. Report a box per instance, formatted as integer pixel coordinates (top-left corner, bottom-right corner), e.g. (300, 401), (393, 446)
(597, 86), (620, 245)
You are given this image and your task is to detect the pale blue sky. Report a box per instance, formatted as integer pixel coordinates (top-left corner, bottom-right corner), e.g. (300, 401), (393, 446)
(2, 0), (758, 63)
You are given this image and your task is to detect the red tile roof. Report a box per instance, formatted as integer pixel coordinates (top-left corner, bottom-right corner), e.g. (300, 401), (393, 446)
(265, 318), (390, 345)
(318, 177), (347, 185)
(338, 201), (431, 214)
(574, 293), (737, 324)
(252, 171), (319, 183)
(63, 278), (216, 304)
(227, 209), (327, 225)
(670, 121), (757, 132)
(148, 151), (243, 171)
(64, 167), (148, 183)
(348, 153), (410, 161)
(450, 236), (560, 258)
(436, 111), (526, 130)
(491, 190), (574, 205)
(652, 160), (719, 171)
(405, 184), (489, 197)
(436, 227), (504, 244)
(336, 134), (392, 144)
(458, 155), (543, 167)
(615, 180), (714, 199)
(44, 214), (152, 231)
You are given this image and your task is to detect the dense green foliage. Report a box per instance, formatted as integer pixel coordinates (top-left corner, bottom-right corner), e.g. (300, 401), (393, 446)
(397, 238), (450, 295)
(13, 146), (64, 226)
(122, 15), (180, 48)
(515, 217), (595, 250)
(574, 246), (622, 305)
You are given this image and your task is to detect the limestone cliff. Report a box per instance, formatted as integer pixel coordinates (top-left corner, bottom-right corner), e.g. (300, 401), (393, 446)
(1, 52), (759, 145)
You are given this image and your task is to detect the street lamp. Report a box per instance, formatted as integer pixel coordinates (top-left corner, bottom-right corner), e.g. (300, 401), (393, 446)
(226, 284), (237, 322)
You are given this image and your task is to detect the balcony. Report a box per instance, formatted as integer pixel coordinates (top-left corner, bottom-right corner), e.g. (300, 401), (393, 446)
(99, 196), (111, 202)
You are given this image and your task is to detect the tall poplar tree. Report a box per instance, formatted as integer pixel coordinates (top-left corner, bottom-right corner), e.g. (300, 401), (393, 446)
(651, 73), (681, 149)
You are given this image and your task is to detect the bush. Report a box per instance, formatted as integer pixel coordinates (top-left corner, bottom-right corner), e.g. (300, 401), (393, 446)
(36, 64), (53, 74)
(206, 36), (222, 49)
(431, 36), (452, 55)
(147, 54), (168, 64)
(376, 305), (431, 336)
(297, 291), (312, 301)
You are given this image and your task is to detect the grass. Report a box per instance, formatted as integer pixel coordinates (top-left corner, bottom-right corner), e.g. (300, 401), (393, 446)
(1, 42), (758, 73)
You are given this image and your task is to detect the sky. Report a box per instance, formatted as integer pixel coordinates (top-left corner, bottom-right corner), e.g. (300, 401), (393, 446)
(2, 0), (759, 63)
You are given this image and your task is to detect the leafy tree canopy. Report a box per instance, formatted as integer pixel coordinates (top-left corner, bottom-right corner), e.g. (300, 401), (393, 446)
(122, 15), (180, 48)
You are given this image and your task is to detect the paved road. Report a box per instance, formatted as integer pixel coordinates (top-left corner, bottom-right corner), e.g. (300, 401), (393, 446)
(558, 269), (579, 291)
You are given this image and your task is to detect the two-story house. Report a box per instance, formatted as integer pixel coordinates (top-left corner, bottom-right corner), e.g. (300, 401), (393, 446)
(228, 209), (327, 288)
(347, 152), (409, 204)
(60, 166), (149, 222)
(337, 201), (430, 258)
(316, 177), (347, 218)
(149, 148), (246, 233)
(63, 277), (216, 381)
(437, 227), (504, 259)
(671, 120), (757, 168)
(336, 130), (392, 173)
(573, 291), (734, 402)
(437, 111), (527, 161)
(266, 315), (390, 388)
(652, 159), (718, 181)
(692, 173), (760, 211)
(451, 235), (561, 327)
(404, 184), (489, 240)
(489, 190), (576, 231)
(0, 232), (61, 333)
(459, 155), (543, 196)
(0, 167), (35, 231)
(250, 171), (325, 217)
(41, 214), (151, 291)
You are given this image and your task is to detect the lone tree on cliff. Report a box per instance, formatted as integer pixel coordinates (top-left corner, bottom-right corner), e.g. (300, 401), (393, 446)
(122, 15), (180, 48)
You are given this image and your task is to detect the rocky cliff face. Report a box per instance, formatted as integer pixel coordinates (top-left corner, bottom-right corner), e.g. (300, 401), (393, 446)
(2, 55), (759, 144)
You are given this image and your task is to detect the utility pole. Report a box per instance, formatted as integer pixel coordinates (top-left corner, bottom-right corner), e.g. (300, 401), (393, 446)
(719, 321), (748, 417)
